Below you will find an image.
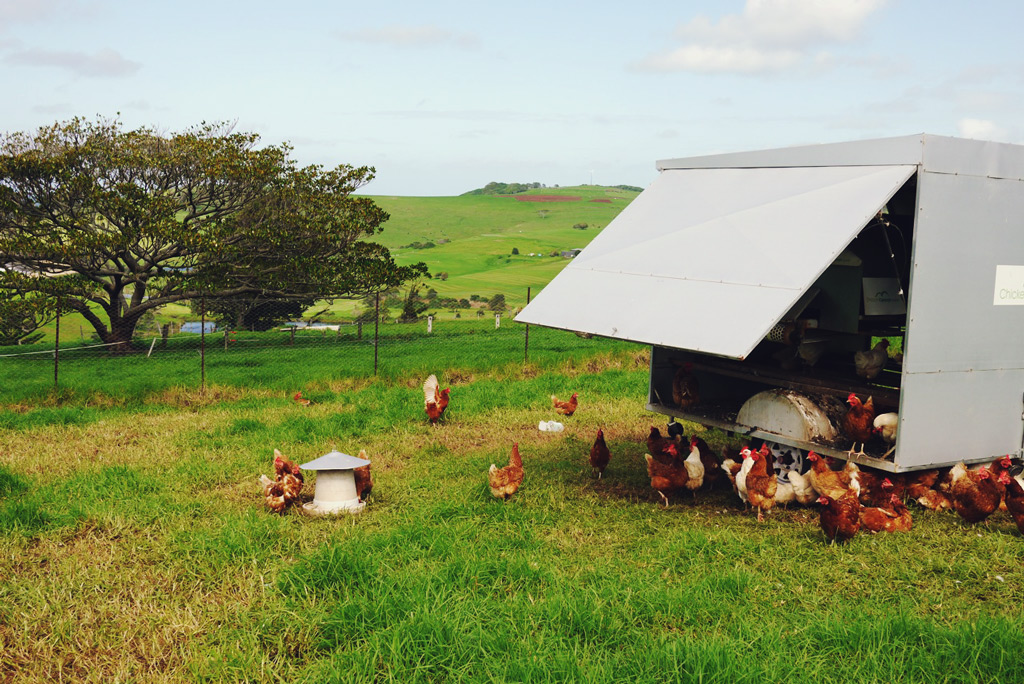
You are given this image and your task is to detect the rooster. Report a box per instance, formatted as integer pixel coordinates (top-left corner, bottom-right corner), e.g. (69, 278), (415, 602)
(489, 443), (524, 500)
(949, 462), (1003, 524)
(354, 449), (373, 502)
(293, 391), (313, 407)
(644, 451), (689, 508)
(551, 392), (578, 416)
(841, 394), (875, 457)
(671, 363), (699, 410)
(854, 339), (889, 380)
(745, 445), (778, 521)
(424, 374), (451, 426)
(589, 429), (611, 479)
(873, 412), (898, 458)
(818, 490), (861, 543)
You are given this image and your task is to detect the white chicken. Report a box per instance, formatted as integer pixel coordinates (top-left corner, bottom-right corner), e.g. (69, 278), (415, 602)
(787, 469), (819, 505)
(735, 447), (755, 507)
(854, 339), (890, 379)
(682, 440), (705, 498)
(873, 412), (899, 458)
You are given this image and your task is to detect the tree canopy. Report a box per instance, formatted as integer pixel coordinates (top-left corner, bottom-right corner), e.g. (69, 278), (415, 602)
(0, 117), (426, 350)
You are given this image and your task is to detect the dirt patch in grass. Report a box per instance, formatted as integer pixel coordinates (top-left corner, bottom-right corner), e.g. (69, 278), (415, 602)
(589, 198), (612, 203)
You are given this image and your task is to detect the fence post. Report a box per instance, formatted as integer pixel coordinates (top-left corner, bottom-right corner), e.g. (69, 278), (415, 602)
(53, 297), (61, 392)
(200, 292), (206, 392)
(357, 321), (363, 340)
(427, 315), (433, 334)
(495, 313), (500, 329)
(524, 287), (530, 364)
(374, 292), (380, 376)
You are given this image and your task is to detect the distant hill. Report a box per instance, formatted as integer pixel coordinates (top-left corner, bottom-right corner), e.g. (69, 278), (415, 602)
(461, 182), (546, 196)
(368, 185), (640, 311)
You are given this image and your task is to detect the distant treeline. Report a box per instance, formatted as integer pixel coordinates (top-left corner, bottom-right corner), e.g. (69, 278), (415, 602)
(463, 182), (546, 196)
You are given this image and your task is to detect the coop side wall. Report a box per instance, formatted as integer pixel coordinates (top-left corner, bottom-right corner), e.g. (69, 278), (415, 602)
(896, 170), (1024, 469)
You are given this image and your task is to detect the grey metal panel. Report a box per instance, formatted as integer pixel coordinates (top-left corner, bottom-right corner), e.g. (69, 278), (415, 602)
(658, 135), (926, 171)
(903, 172), (1024, 374)
(896, 369), (1024, 469)
(920, 136), (1024, 180)
(516, 164), (915, 359)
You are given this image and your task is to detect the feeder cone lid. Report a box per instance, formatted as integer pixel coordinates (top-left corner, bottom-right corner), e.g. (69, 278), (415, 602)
(299, 450), (371, 471)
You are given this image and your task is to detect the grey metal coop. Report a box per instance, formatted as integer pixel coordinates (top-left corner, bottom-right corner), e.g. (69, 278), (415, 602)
(516, 134), (1024, 472)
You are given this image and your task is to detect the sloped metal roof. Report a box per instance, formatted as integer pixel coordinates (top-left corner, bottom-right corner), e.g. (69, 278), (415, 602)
(515, 164), (915, 359)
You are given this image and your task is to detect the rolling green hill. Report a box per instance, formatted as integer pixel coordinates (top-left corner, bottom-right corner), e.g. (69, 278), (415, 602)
(369, 185), (639, 310)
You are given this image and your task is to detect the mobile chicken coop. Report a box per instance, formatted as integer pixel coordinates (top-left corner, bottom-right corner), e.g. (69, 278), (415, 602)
(516, 134), (1024, 472)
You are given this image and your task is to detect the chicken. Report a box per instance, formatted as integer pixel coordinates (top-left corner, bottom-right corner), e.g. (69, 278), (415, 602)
(841, 394), (876, 457)
(489, 443), (524, 500)
(691, 436), (724, 490)
(949, 462), (1002, 524)
(682, 437), (705, 498)
(665, 419), (686, 442)
(293, 391), (313, 406)
(860, 493), (913, 533)
(646, 426), (679, 464)
(858, 473), (899, 508)
(354, 449), (373, 502)
(745, 445), (778, 521)
(873, 412), (898, 458)
(983, 455), (1014, 502)
(720, 457), (743, 497)
(842, 460), (863, 498)
(854, 339), (889, 380)
(589, 429), (611, 479)
(735, 447), (755, 506)
(818, 490), (861, 543)
(671, 363), (699, 410)
(806, 451), (852, 501)
(424, 374), (451, 425)
(551, 392), (579, 416)
(644, 451), (689, 507)
(787, 469), (818, 506)
(907, 467), (952, 511)
(258, 448), (305, 513)
(1002, 475), (1024, 534)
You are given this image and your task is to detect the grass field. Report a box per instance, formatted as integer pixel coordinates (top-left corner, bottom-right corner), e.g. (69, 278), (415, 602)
(2, 336), (1024, 682)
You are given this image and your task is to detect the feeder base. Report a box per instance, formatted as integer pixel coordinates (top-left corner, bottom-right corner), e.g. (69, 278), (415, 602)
(302, 499), (365, 516)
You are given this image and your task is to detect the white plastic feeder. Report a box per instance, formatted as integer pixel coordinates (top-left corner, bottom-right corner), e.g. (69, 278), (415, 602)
(299, 450), (371, 516)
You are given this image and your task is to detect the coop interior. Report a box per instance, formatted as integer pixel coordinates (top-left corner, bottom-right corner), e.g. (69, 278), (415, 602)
(648, 173), (917, 472)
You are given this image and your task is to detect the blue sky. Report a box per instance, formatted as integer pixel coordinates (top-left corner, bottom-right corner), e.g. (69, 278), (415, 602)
(2, 0), (1023, 196)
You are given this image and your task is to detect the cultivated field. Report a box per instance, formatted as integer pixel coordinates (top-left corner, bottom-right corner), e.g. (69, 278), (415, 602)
(2, 335), (1024, 682)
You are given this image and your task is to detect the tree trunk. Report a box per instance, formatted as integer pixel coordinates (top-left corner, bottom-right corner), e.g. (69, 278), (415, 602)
(100, 315), (143, 353)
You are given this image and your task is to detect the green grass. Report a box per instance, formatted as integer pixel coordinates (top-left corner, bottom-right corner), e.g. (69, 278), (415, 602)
(2, 335), (1023, 682)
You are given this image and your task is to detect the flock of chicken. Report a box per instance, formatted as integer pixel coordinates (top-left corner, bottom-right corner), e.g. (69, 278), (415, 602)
(270, 368), (1024, 545)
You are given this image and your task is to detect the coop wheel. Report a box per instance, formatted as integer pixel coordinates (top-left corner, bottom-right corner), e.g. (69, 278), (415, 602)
(761, 440), (805, 484)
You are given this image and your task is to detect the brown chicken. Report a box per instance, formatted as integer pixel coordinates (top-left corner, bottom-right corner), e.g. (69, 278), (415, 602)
(589, 429), (611, 479)
(745, 446), (778, 522)
(985, 455), (1013, 503)
(842, 394), (875, 457)
(672, 362), (700, 410)
(646, 426), (679, 464)
(860, 493), (913, 533)
(293, 391), (313, 406)
(424, 374), (451, 425)
(949, 462), (1002, 524)
(818, 490), (861, 543)
(354, 448), (373, 502)
(489, 443), (524, 500)
(551, 393), (579, 416)
(691, 436), (723, 490)
(1002, 476), (1024, 534)
(259, 449), (305, 513)
(644, 451), (689, 507)
(858, 471), (904, 507)
(806, 451), (852, 500)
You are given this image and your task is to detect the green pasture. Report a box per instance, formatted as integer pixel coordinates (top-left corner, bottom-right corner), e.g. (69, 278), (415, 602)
(2, 330), (1024, 682)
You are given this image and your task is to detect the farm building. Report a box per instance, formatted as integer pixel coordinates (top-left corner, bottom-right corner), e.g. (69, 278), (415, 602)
(516, 134), (1024, 472)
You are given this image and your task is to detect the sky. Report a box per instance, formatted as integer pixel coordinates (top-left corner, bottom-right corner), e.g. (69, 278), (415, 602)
(2, 0), (1023, 196)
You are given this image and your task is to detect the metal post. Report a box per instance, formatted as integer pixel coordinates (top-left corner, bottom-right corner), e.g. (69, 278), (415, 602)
(374, 292), (380, 376)
(524, 287), (530, 364)
(53, 297), (61, 391)
(427, 315), (433, 334)
(200, 292), (206, 391)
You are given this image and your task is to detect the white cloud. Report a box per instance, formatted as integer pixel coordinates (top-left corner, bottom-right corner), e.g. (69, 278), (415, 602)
(636, 0), (888, 74)
(339, 25), (479, 50)
(957, 118), (1008, 141)
(5, 47), (140, 77)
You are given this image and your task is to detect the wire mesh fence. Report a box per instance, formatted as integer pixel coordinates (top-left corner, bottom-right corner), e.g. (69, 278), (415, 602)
(0, 295), (635, 403)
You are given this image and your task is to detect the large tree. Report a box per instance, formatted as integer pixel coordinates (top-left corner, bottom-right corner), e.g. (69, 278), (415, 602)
(0, 117), (426, 351)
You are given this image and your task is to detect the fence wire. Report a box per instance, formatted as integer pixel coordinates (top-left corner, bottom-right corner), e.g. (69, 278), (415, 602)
(0, 297), (632, 402)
